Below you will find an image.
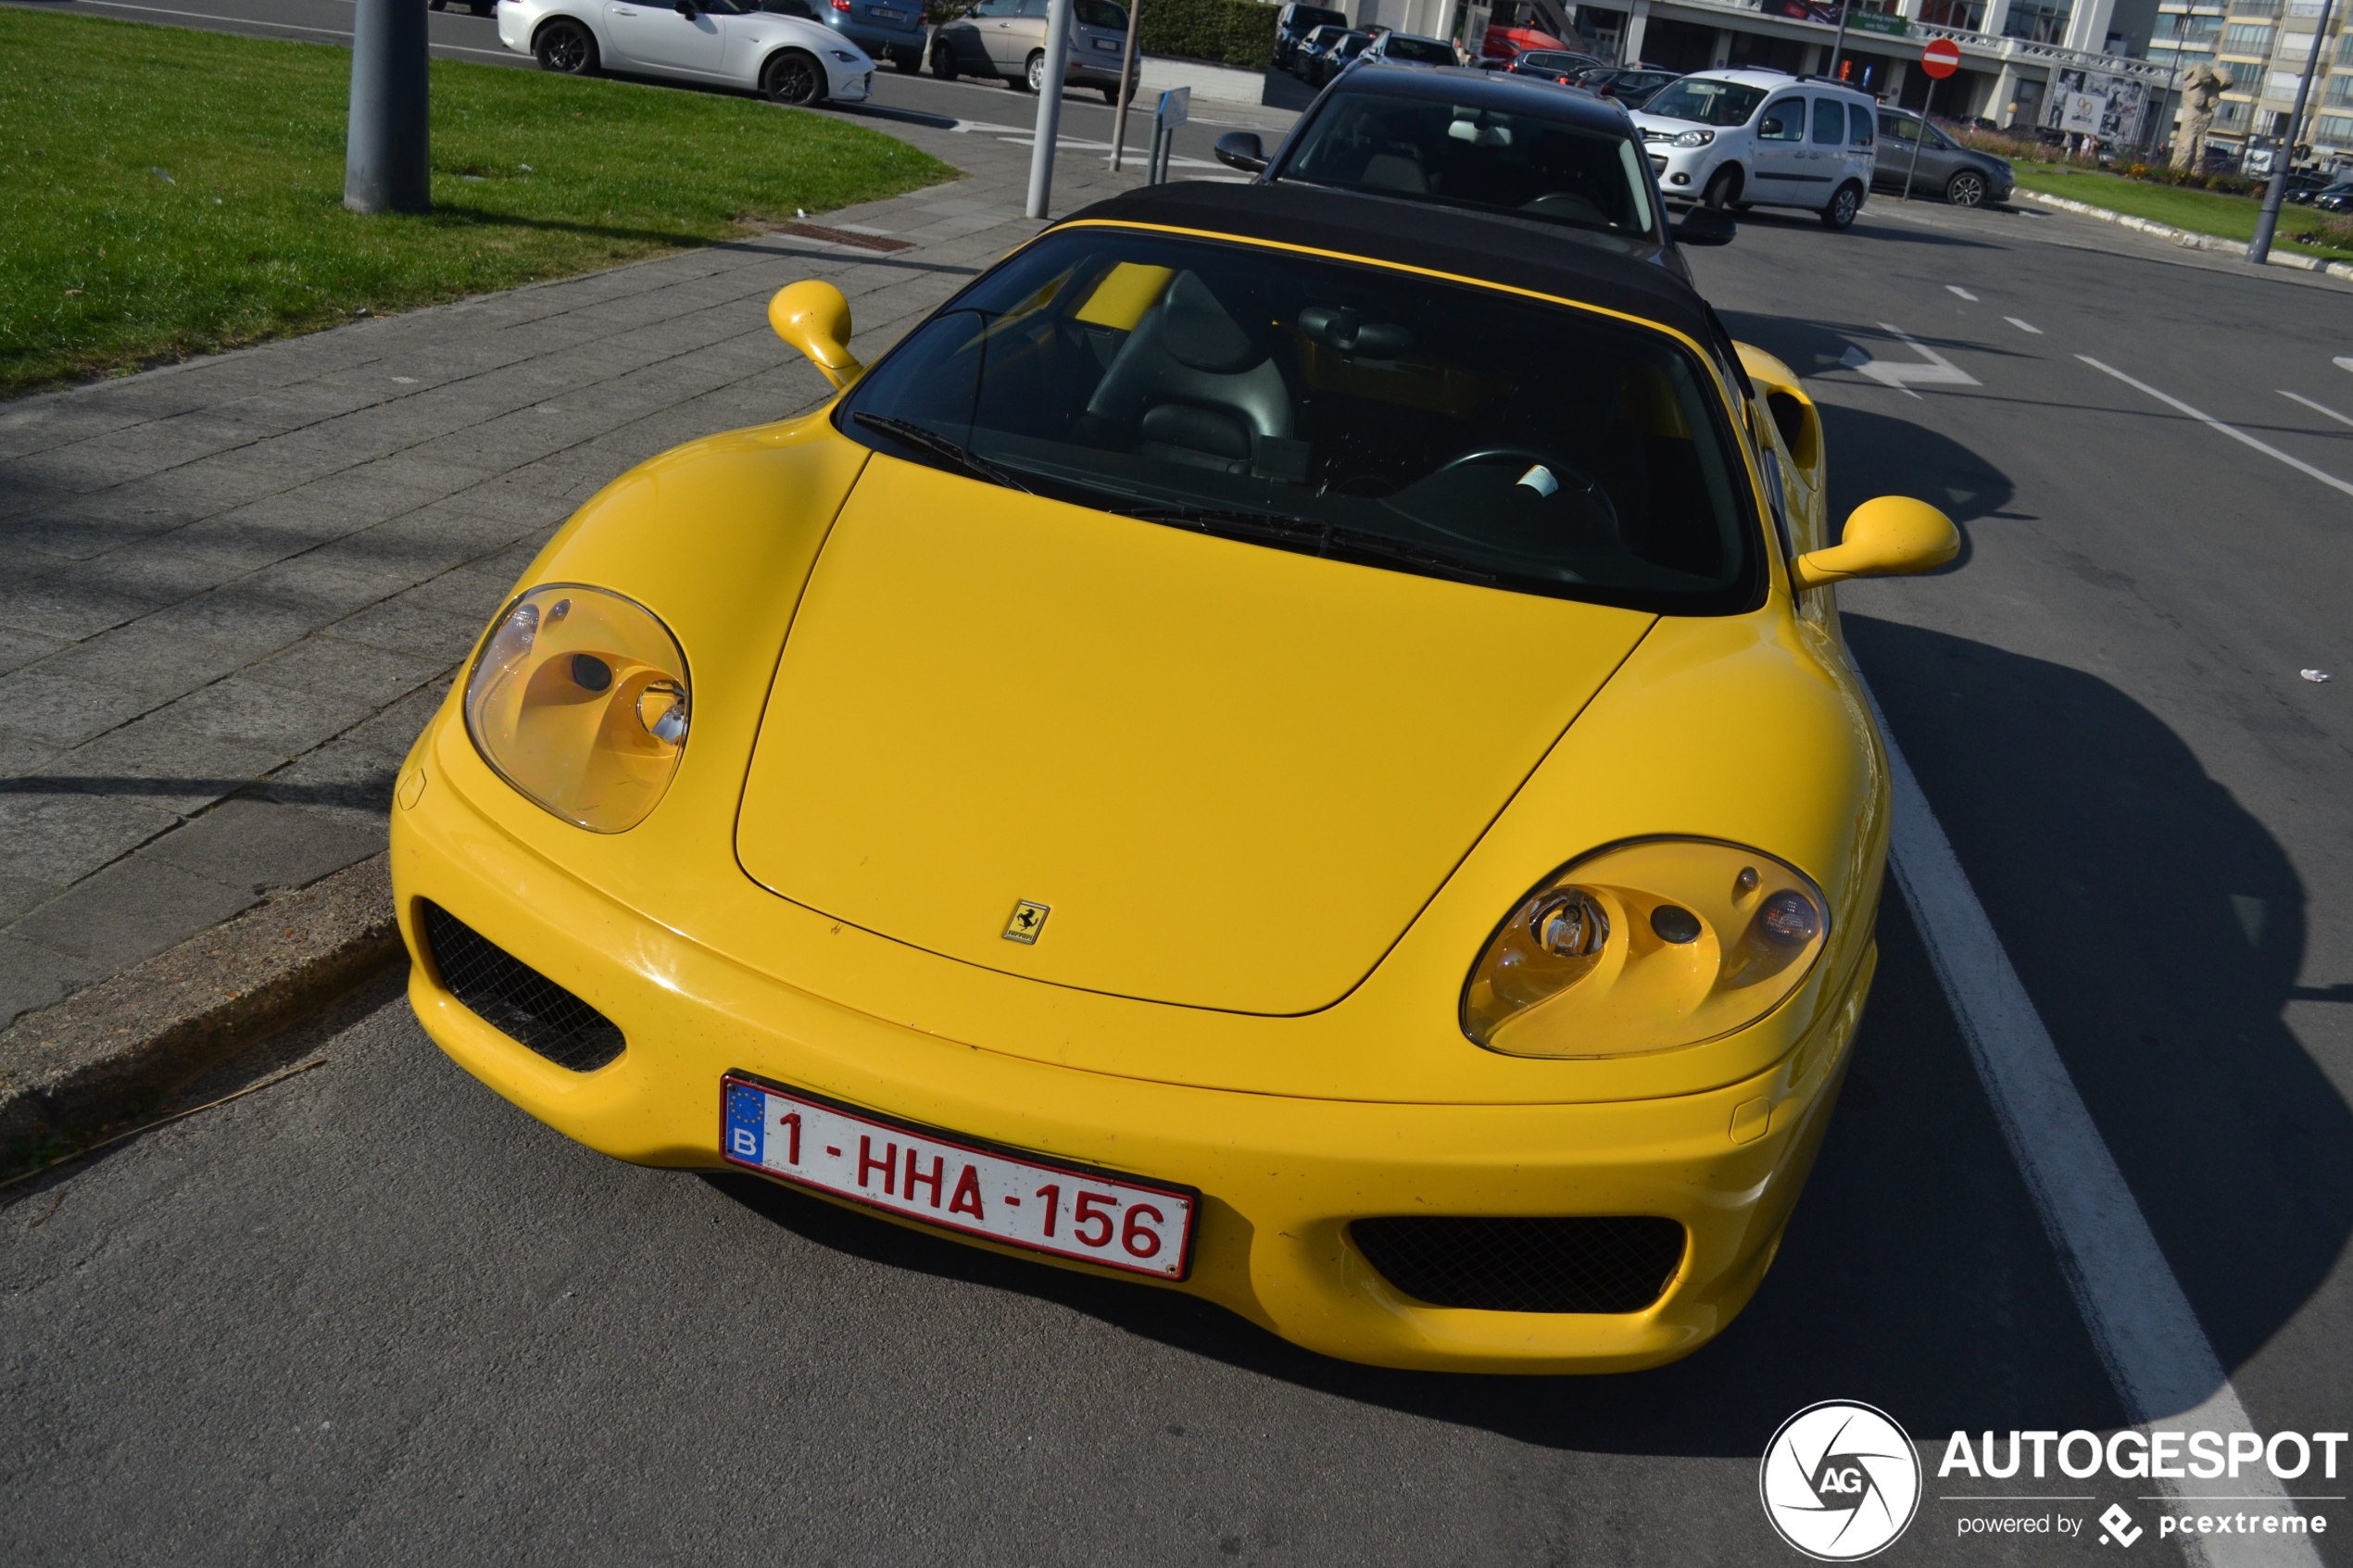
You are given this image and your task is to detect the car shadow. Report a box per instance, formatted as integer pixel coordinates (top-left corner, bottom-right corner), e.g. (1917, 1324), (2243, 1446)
(1845, 613), (2353, 1427)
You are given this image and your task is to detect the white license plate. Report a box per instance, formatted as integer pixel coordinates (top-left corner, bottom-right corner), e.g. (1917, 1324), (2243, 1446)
(1093, 35), (1119, 48)
(872, 6), (907, 18)
(722, 1073), (1198, 1280)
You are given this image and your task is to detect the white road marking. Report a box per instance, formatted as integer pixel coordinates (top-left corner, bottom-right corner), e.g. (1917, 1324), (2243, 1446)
(2280, 389), (2353, 429)
(2081, 357), (2353, 499)
(1840, 324), (1981, 397)
(2336, 356), (2353, 373)
(1947, 285), (1979, 300)
(1865, 680), (2322, 1568)
(2005, 316), (2043, 334)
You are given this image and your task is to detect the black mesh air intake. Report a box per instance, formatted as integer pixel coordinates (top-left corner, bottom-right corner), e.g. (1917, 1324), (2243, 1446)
(1350, 1215), (1686, 1313)
(421, 901), (625, 1073)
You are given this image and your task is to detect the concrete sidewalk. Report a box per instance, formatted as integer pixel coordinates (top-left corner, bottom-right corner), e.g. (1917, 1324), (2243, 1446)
(0, 109), (1162, 1035)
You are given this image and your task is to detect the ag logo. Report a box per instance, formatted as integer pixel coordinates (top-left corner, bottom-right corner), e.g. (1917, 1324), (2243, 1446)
(1759, 1400), (1921, 1561)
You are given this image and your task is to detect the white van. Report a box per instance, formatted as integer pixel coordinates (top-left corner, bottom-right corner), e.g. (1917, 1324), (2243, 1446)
(1631, 69), (1879, 230)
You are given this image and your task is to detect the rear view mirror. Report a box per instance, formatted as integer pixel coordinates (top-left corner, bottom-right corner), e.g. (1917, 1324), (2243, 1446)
(1214, 132), (1268, 173)
(1792, 496), (1959, 589)
(1673, 206), (1736, 246)
(768, 281), (864, 390)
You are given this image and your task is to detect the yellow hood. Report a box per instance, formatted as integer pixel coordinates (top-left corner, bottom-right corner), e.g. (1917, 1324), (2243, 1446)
(735, 457), (1655, 1014)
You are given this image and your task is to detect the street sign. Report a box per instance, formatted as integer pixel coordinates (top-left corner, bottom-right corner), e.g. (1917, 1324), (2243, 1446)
(1920, 36), (1961, 77)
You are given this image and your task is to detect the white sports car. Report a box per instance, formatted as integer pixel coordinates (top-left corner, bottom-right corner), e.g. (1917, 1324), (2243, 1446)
(497, 0), (875, 105)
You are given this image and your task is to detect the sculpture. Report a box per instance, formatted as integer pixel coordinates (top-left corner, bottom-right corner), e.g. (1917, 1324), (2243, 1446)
(2173, 62), (2229, 170)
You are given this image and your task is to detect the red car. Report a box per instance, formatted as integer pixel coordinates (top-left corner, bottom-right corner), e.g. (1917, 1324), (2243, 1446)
(1478, 0), (1581, 59)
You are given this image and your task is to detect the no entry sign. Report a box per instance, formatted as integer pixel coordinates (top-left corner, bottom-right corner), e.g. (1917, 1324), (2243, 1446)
(1921, 36), (1962, 77)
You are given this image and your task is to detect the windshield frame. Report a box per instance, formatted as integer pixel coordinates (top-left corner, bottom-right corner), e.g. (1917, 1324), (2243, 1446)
(1641, 77), (1769, 128)
(827, 221), (1771, 619)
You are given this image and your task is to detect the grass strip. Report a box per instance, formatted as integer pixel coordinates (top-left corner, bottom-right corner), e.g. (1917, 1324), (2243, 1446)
(2007, 163), (2353, 263)
(0, 6), (954, 395)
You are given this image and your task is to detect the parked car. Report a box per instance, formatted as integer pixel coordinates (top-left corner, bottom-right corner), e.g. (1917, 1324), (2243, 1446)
(2306, 181), (2353, 212)
(1502, 47), (1607, 84)
(394, 62), (1953, 1372)
(1214, 61), (1736, 281)
(2280, 171), (2338, 204)
(1576, 66), (1680, 110)
(1273, 0), (1347, 69)
(1311, 30), (1375, 85)
(930, 0), (1133, 99)
(1632, 69), (1878, 230)
(748, 0), (923, 72)
(1365, 31), (1459, 67)
(499, 0), (875, 105)
(1870, 107), (2013, 207)
(1478, 0), (1579, 61)
(1291, 22), (1351, 81)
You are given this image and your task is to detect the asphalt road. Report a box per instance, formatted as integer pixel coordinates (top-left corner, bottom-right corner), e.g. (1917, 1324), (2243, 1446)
(5, 69), (2353, 1564)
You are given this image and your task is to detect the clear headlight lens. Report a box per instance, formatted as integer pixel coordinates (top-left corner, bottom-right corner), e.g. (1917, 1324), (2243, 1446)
(463, 584), (691, 834)
(1462, 838), (1830, 1059)
(1672, 128), (1715, 147)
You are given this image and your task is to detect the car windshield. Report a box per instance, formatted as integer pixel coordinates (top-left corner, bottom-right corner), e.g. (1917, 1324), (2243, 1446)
(1278, 87), (1659, 239)
(834, 229), (1756, 613)
(1075, 0), (1125, 26)
(1381, 34), (1457, 63)
(1290, 3), (1346, 28)
(1643, 78), (1768, 126)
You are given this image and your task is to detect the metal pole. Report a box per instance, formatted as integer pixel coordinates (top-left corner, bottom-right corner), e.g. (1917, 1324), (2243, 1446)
(1902, 76), (1934, 199)
(1111, 0), (1141, 171)
(1025, 0), (1077, 218)
(1826, 0), (1851, 81)
(2249, 0), (2332, 260)
(345, 0), (431, 213)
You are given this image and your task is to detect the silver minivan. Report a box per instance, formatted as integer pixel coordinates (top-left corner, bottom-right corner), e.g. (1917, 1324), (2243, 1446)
(1632, 69), (1878, 230)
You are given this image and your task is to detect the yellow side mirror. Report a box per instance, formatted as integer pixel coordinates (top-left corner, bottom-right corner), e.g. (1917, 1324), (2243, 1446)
(1792, 495), (1959, 590)
(768, 281), (863, 390)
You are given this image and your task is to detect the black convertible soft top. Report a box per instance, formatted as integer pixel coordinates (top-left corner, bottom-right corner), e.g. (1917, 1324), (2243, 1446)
(1060, 181), (1713, 348)
(1059, 69), (1718, 352)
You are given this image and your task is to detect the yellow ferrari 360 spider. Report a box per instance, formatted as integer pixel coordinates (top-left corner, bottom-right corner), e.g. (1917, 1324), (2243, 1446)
(389, 181), (1955, 1374)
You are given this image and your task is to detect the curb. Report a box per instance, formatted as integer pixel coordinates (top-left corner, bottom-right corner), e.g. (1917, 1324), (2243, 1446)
(0, 853), (402, 1174)
(2017, 188), (2353, 282)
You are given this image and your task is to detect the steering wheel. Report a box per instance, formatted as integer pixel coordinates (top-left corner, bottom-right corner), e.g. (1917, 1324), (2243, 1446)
(1435, 446), (1603, 497)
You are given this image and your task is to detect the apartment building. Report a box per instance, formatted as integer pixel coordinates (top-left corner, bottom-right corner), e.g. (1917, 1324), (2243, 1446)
(2149, 0), (2353, 164)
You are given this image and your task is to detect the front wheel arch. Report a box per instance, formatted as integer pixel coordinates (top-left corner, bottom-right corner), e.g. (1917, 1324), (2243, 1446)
(761, 46), (829, 105)
(531, 15), (601, 73)
(1701, 163), (1744, 207)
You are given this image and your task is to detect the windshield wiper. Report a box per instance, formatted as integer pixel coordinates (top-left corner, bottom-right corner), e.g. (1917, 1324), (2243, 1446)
(1119, 504), (1497, 585)
(850, 412), (1031, 494)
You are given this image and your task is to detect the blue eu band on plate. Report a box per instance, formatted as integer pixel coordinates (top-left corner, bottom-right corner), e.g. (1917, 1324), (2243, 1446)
(722, 1074), (1200, 1280)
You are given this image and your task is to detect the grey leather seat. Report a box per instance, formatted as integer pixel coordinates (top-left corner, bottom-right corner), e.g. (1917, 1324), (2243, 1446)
(1084, 272), (1296, 474)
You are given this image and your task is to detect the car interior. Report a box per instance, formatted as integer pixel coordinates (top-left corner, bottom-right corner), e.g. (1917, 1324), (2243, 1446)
(835, 232), (1753, 608)
(1281, 91), (1656, 238)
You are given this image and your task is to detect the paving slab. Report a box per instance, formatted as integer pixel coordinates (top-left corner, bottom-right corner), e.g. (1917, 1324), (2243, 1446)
(0, 104), (1164, 1046)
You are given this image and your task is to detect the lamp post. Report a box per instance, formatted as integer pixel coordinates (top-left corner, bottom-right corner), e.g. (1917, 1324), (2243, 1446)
(345, 0), (431, 214)
(1827, 0), (1853, 81)
(1111, 0), (1142, 170)
(1026, 0), (1078, 217)
(2248, 0), (2334, 260)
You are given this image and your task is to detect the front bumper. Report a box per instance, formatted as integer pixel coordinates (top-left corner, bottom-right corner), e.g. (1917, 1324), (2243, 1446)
(1647, 143), (1718, 197)
(391, 725), (1876, 1374)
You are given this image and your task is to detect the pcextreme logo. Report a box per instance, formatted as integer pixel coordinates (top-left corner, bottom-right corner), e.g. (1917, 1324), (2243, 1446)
(1760, 1400), (1924, 1561)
